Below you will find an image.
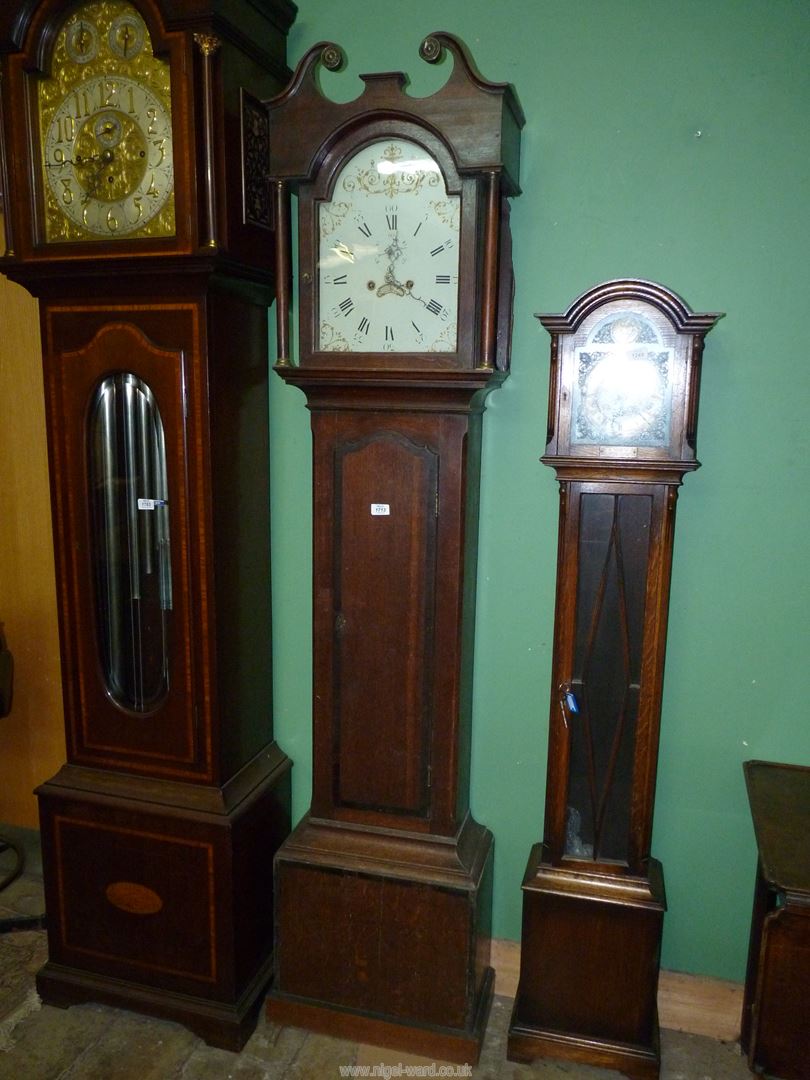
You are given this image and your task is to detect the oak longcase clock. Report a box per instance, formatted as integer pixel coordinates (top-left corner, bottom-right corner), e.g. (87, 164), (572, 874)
(263, 35), (523, 1063)
(0, 0), (296, 1049)
(507, 280), (722, 1079)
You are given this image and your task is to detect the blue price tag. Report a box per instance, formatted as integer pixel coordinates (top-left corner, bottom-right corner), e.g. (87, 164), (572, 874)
(564, 690), (579, 715)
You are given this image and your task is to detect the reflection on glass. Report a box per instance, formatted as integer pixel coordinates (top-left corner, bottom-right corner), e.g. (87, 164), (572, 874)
(89, 373), (171, 712)
(565, 492), (651, 863)
(572, 312), (672, 447)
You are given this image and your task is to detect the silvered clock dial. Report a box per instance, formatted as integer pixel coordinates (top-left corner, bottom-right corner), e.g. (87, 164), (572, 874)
(571, 311), (673, 447)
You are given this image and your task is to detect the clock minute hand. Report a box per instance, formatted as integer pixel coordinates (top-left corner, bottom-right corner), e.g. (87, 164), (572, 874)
(403, 281), (427, 308)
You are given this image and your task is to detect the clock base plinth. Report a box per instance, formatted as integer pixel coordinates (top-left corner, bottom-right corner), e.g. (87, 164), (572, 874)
(35, 749), (292, 1051)
(266, 970), (494, 1066)
(35, 954), (272, 1053)
(507, 1011), (660, 1080)
(267, 813), (494, 1065)
(507, 845), (665, 1080)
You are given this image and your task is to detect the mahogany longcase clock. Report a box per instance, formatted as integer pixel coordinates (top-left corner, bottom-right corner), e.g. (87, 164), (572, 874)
(507, 280), (722, 1079)
(0, 0), (296, 1049)
(263, 36), (523, 1063)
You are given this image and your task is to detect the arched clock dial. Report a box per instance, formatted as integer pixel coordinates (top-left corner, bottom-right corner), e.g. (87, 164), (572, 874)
(37, 0), (175, 243)
(572, 312), (672, 446)
(318, 139), (460, 353)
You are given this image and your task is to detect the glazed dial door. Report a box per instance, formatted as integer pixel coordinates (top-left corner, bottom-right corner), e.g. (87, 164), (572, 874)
(37, 0), (175, 243)
(317, 139), (460, 353)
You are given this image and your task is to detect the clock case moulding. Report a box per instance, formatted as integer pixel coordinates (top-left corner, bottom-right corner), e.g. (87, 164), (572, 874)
(0, 0), (297, 1050)
(507, 279), (723, 1080)
(262, 35), (523, 1064)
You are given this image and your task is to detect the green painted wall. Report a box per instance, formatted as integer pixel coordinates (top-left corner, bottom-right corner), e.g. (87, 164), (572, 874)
(268, 0), (810, 982)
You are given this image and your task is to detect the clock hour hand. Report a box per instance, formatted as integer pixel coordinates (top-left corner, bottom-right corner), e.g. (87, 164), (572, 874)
(46, 152), (103, 169)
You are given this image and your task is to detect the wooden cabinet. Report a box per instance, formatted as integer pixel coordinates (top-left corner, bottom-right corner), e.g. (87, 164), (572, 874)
(508, 281), (722, 1079)
(741, 760), (810, 1080)
(262, 36), (523, 1063)
(0, 0), (296, 1049)
(268, 371), (501, 1064)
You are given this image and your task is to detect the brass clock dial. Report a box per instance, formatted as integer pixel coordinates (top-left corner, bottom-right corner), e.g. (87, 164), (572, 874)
(37, 1), (175, 243)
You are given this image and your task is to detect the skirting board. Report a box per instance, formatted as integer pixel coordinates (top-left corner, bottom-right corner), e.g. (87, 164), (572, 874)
(491, 939), (743, 1043)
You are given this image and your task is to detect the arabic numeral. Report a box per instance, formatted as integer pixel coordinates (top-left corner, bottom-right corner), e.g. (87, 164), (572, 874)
(57, 117), (76, 143)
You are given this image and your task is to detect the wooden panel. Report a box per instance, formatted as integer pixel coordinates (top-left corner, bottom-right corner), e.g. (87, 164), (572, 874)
(745, 760), (810, 890)
(334, 432), (438, 814)
(276, 863), (472, 1028)
(516, 885), (662, 1046)
(742, 762), (810, 1079)
(50, 814), (217, 985)
(751, 912), (810, 1078)
(36, 752), (290, 1043)
(0, 270), (65, 827)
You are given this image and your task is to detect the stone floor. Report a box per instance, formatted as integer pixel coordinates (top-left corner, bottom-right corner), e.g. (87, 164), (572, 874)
(0, 830), (754, 1080)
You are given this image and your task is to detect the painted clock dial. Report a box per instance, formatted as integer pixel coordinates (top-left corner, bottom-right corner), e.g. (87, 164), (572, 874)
(37, 0), (175, 243)
(317, 138), (460, 353)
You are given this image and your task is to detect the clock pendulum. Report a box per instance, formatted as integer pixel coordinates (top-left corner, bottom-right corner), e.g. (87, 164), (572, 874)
(507, 279), (722, 1079)
(261, 35), (523, 1063)
(0, 0), (296, 1049)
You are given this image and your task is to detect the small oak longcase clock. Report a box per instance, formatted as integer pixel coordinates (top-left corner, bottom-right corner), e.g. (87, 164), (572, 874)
(0, 0), (296, 1049)
(263, 35), (523, 1063)
(507, 280), (722, 1079)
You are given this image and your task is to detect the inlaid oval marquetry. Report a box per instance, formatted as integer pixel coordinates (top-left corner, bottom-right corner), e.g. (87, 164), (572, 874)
(105, 881), (164, 916)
